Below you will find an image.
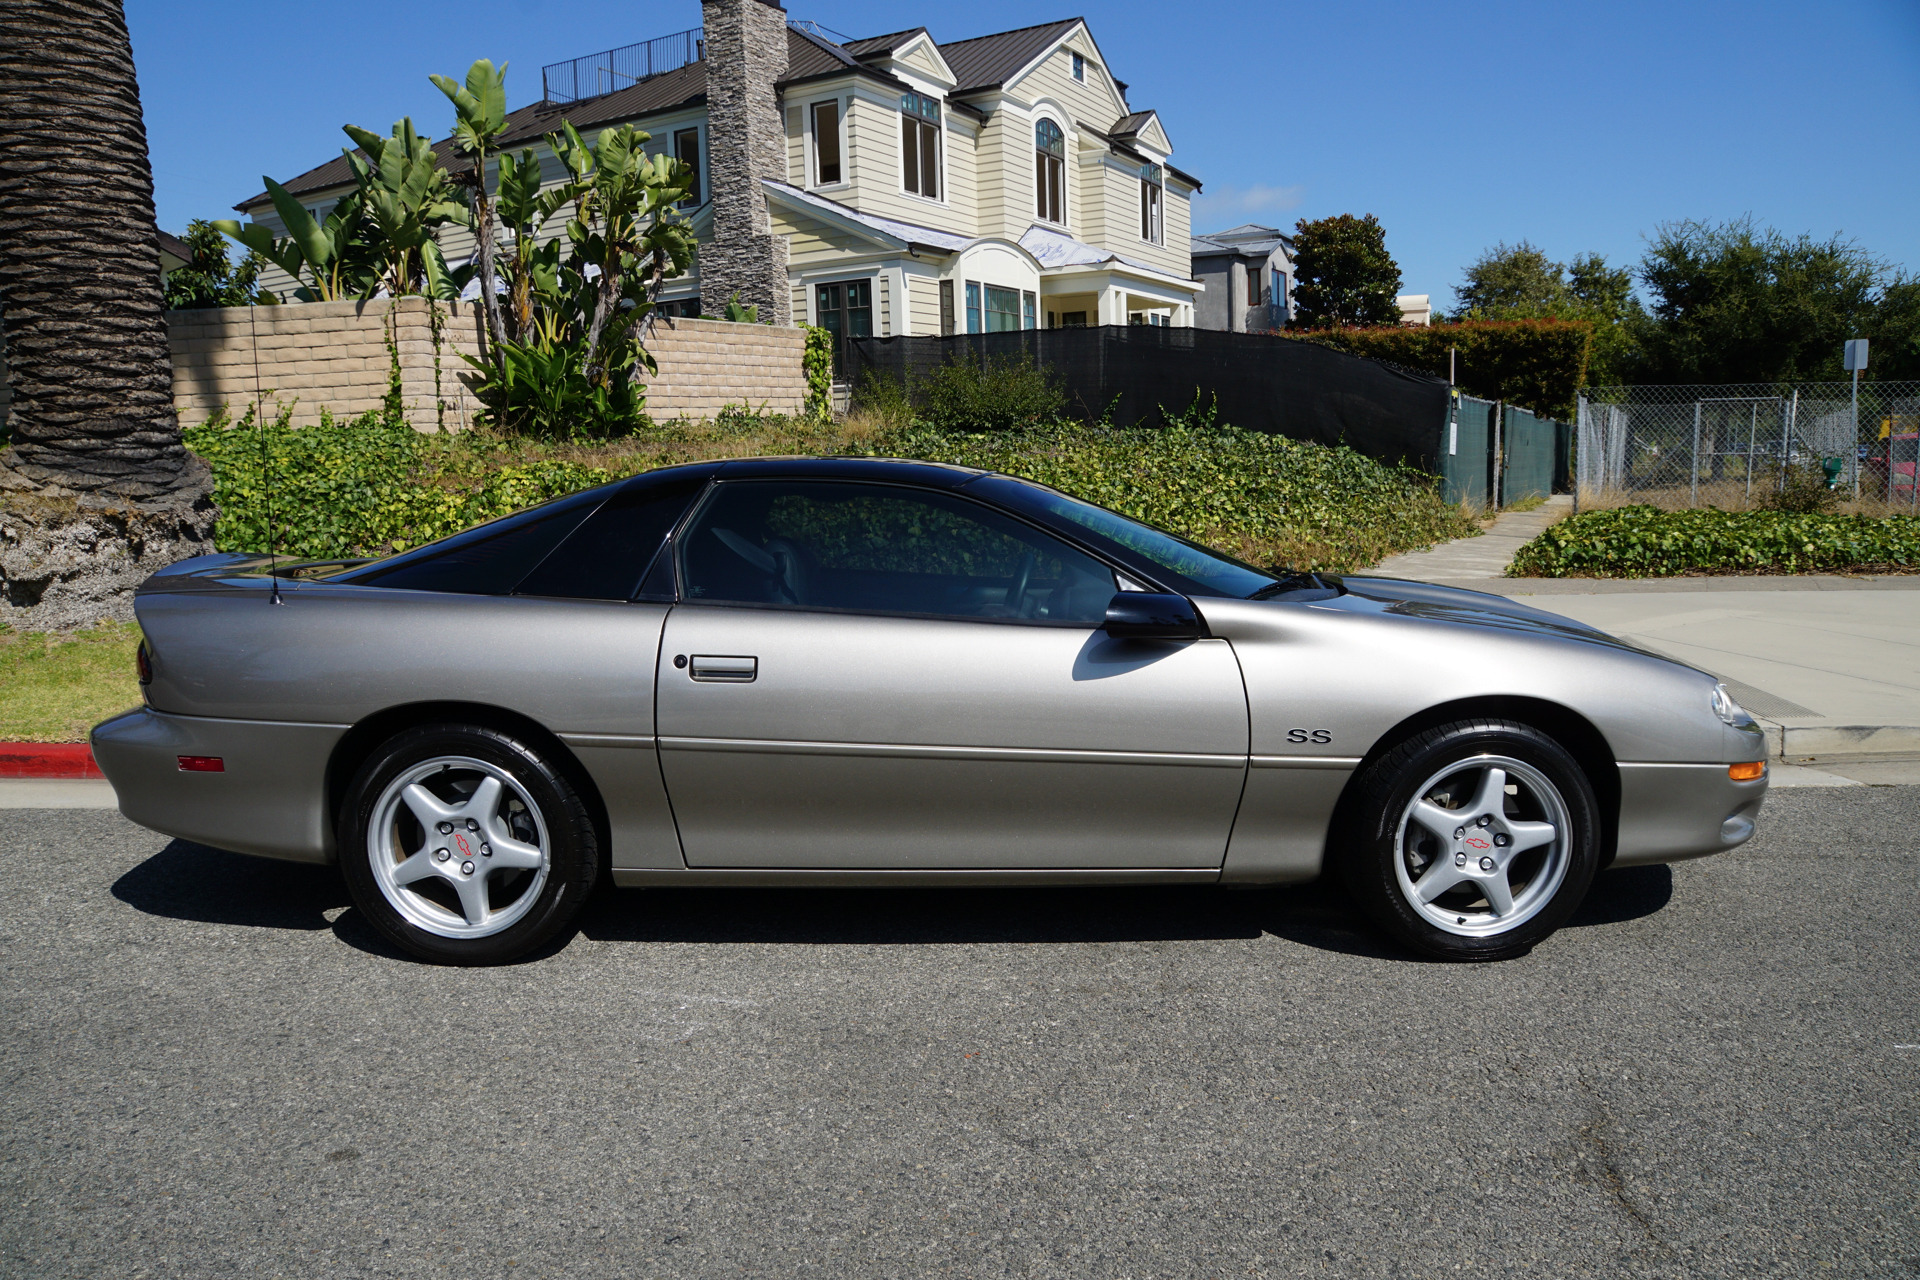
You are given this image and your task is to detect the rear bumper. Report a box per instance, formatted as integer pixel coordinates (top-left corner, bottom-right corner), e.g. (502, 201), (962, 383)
(1611, 761), (1769, 867)
(90, 709), (345, 864)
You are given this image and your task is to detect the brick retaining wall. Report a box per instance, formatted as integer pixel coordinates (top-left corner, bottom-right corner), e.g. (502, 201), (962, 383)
(1, 299), (807, 434)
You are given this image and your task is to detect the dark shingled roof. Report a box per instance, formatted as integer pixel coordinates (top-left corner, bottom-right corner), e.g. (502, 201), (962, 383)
(841, 27), (927, 59)
(237, 61), (711, 210)
(938, 18), (1081, 93)
(239, 19), (1101, 210)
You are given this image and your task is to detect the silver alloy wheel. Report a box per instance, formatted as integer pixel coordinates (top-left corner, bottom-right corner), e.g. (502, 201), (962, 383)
(367, 755), (551, 939)
(1393, 753), (1571, 938)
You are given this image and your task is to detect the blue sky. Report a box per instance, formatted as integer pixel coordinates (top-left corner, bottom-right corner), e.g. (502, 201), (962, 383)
(129, 0), (1919, 312)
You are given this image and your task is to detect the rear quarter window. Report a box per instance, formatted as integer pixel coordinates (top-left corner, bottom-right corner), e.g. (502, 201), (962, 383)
(514, 468), (714, 600)
(340, 488), (608, 595)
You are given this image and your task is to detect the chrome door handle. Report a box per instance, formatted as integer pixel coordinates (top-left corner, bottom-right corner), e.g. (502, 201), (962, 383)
(689, 654), (757, 683)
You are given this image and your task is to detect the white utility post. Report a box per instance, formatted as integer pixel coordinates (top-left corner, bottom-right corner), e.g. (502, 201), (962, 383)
(1845, 338), (1869, 499)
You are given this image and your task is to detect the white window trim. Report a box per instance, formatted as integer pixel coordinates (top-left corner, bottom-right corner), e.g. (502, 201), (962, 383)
(1139, 166), (1164, 247)
(806, 96), (851, 192)
(897, 91), (949, 206)
(1032, 109), (1070, 231)
(670, 122), (707, 208)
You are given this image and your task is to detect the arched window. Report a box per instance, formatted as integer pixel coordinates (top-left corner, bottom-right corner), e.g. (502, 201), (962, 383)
(1035, 119), (1065, 224)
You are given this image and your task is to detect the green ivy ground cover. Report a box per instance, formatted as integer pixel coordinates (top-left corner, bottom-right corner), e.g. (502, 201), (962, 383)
(1510, 505), (1920, 577)
(184, 409), (1475, 574)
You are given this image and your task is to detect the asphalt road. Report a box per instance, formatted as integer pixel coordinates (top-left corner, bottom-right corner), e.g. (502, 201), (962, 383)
(2, 789), (1916, 1280)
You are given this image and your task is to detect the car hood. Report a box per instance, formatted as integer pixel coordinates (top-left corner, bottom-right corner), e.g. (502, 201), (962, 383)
(1323, 575), (1680, 664)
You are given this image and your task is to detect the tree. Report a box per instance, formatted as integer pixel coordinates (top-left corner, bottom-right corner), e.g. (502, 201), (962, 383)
(0, 0), (205, 500)
(1452, 243), (1644, 387)
(1868, 275), (1920, 381)
(1290, 213), (1403, 328)
(162, 219), (269, 309)
(432, 60), (512, 355)
(1634, 218), (1883, 384)
(1456, 241), (1570, 317)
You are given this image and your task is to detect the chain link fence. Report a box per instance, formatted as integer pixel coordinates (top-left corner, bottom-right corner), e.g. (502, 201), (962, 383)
(1577, 382), (1920, 510)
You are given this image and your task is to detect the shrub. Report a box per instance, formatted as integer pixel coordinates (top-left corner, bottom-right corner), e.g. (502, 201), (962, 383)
(1509, 505), (1920, 577)
(185, 405), (615, 558)
(1757, 463), (1841, 514)
(1285, 318), (1592, 420)
(915, 355), (1066, 433)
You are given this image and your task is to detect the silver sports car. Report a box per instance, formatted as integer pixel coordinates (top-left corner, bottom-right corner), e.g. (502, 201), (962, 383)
(92, 457), (1770, 964)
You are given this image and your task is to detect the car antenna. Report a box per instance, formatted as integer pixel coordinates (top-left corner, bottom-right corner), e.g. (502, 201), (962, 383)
(257, 396), (283, 606)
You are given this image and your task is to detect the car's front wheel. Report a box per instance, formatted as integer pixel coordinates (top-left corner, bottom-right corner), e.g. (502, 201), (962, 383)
(1340, 719), (1600, 961)
(339, 724), (599, 965)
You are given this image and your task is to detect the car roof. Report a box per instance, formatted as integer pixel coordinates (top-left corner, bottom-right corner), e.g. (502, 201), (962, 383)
(713, 456), (985, 488)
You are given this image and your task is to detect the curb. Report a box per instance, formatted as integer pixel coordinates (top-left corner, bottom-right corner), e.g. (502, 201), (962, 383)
(0, 742), (104, 780)
(1758, 722), (1920, 761)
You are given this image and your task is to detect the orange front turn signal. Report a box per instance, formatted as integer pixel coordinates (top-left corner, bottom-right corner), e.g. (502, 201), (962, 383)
(1729, 761), (1766, 781)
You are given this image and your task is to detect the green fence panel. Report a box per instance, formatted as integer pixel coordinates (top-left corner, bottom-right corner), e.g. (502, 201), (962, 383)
(1442, 395), (1493, 506)
(1504, 406), (1559, 503)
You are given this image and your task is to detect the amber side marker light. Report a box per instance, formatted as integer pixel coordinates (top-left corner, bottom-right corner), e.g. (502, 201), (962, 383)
(177, 756), (225, 773)
(1729, 761), (1767, 781)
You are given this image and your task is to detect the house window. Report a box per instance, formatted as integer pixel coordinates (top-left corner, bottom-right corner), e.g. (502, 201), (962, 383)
(901, 91), (941, 199)
(985, 285), (1022, 332)
(1061, 311), (1088, 327)
(811, 100), (841, 185)
(1273, 268), (1288, 316)
(1023, 291), (1037, 330)
(1246, 263), (1264, 306)
(1139, 164), (1163, 245)
(965, 281), (981, 333)
(939, 279), (955, 335)
(1035, 119), (1065, 224)
(674, 128), (701, 205)
(815, 279), (872, 371)
(658, 297), (702, 318)
(1071, 52), (1085, 81)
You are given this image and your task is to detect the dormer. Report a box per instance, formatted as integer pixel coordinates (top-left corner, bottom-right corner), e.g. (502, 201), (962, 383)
(1109, 111), (1171, 163)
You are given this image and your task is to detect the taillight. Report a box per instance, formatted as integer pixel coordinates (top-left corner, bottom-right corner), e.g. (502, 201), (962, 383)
(135, 641), (153, 685)
(177, 756), (224, 772)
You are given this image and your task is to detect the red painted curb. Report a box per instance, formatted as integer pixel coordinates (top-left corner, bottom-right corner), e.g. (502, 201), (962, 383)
(0, 742), (104, 780)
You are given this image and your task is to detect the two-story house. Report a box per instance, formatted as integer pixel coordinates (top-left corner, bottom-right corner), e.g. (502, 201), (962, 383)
(233, 0), (1205, 368)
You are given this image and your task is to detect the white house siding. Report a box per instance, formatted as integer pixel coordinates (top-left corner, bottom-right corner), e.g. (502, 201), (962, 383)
(905, 268), (943, 335)
(1006, 34), (1130, 149)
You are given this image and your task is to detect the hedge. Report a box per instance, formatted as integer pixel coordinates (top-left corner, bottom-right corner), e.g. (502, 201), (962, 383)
(1285, 318), (1593, 420)
(185, 408), (1476, 575)
(1509, 505), (1920, 577)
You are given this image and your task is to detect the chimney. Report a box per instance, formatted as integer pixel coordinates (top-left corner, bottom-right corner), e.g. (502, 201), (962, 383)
(699, 0), (791, 324)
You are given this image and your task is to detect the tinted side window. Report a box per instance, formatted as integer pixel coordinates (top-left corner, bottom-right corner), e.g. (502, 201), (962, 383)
(344, 489), (606, 595)
(515, 470), (711, 600)
(680, 480), (1115, 623)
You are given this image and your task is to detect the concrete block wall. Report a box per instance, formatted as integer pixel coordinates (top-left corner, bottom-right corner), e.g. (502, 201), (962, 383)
(153, 300), (806, 431)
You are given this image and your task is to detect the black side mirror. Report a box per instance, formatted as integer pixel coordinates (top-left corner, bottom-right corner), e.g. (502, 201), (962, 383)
(1103, 592), (1207, 640)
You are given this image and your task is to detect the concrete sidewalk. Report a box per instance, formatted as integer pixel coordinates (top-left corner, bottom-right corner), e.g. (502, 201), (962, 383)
(1363, 499), (1920, 761)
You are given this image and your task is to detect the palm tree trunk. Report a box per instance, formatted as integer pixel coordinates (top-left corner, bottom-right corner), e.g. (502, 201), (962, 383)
(0, 0), (204, 499)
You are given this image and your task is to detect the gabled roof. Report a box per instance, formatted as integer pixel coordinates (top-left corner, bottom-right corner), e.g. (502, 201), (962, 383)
(1110, 111), (1155, 137)
(937, 18), (1082, 92)
(841, 27), (927, 59)
(783, 23), (866, 81)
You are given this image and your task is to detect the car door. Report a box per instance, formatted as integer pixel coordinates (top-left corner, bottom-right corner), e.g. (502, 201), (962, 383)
(654, 478), (1248, 869)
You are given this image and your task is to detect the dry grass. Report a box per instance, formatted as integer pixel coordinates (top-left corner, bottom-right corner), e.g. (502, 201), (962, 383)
(1574, 483), (1919, 517)
(0, 623), (143, 743)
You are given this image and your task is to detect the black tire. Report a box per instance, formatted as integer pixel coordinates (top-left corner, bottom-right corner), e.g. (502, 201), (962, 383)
(1338, 719), (1600, 961)
(338, 723), (600, 965)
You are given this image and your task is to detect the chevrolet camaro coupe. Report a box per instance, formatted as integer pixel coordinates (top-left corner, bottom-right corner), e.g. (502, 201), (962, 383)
(92, 457), (1770, 965)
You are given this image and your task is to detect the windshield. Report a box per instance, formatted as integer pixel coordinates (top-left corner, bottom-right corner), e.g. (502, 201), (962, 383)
(966, 475), (1282, 598)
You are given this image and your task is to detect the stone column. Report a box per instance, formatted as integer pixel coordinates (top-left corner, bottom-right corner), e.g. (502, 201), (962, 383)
(700, 0), (791, 325)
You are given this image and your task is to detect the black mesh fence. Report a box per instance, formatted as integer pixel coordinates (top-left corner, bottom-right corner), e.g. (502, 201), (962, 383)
(847, 326), (1452, 471)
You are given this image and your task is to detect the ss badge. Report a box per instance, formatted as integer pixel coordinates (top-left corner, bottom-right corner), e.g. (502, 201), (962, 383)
(1287, 728), (1333, 744)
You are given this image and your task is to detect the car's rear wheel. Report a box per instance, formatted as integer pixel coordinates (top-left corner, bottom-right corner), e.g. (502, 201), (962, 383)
(1340, 719), (1600, 961)
(339, 724), (599, 965)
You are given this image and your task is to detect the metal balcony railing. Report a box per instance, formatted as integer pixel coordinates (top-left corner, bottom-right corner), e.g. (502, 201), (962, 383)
(541, 27), (704, 105)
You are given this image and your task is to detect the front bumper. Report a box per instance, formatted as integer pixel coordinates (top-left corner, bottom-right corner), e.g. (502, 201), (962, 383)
(90, 708), (346, 864)
(1611, 762), (1769, 867)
